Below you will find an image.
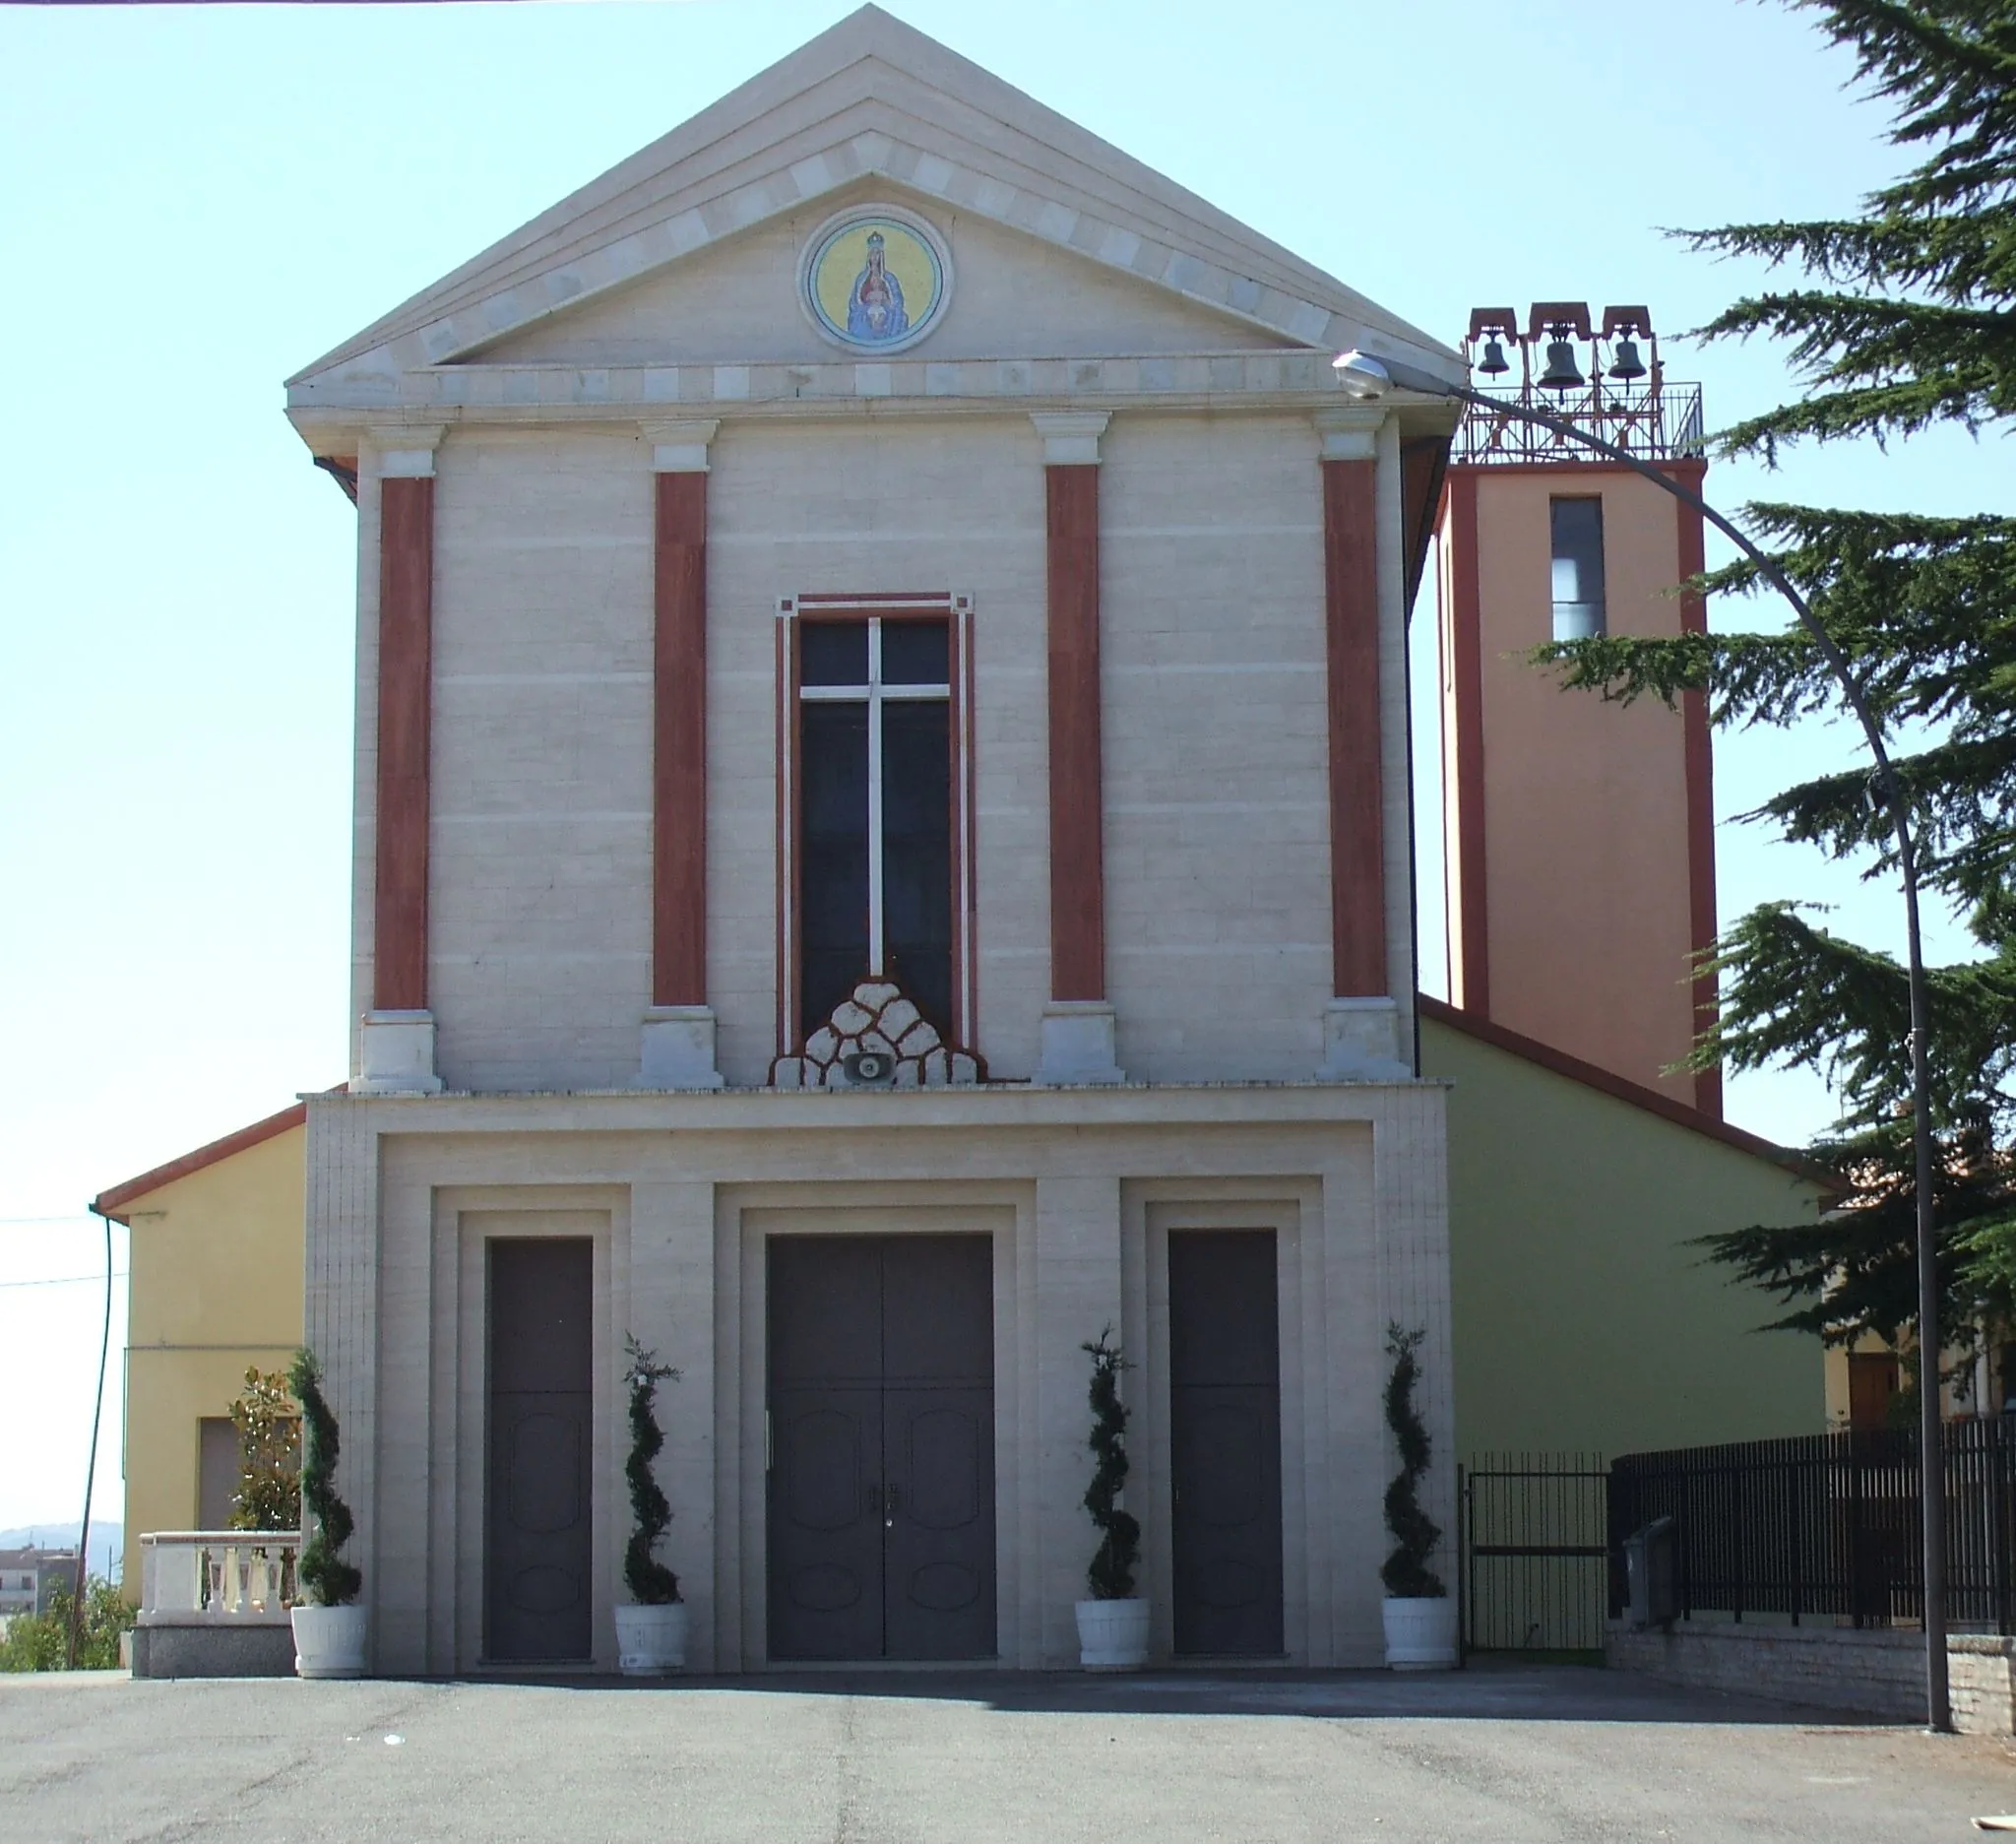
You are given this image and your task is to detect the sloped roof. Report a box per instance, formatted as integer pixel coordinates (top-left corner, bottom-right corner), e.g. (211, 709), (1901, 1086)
(291, 5), (1459, 392)
(94, 1102), (308, 1224)
(1418, 994), (1829, 1183)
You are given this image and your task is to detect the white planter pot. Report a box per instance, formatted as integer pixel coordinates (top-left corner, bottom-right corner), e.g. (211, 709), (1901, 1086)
(1075, 1597), (1149, 1671)
(291, 1604), (368, 1680)
(1382, 1595), (1458, 1671)
(615, 1602), (689, 1676)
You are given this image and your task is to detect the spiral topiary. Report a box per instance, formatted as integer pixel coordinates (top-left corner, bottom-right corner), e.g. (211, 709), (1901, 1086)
(622, 1334), (681, 1605)
(1380, 1323), (1445, 1599)
(287, 1347), (361, 1608)
(1081, 1326), (1141, 1601)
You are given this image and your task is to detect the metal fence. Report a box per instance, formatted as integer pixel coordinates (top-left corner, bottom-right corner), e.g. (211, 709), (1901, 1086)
(1607, 1419), (2016, 1632)
(1459, 1455), (1609, 1654)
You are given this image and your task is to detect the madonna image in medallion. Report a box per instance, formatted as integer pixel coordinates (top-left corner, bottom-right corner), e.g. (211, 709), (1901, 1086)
(801, 209), (950, 353)
(848, 231), (907, 342)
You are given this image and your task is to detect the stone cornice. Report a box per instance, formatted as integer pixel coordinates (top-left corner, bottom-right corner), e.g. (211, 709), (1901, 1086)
(291, 350), (1463, 423)
(305, 1072), (1447, 1138)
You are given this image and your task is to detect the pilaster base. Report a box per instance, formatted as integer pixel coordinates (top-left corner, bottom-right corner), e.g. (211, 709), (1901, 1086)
(1316, 996), (1409, 1082)
(637, 1005), (726, 1090)
(1034, 1001), (1125, 1086)
(354, 1009), (445, 1095)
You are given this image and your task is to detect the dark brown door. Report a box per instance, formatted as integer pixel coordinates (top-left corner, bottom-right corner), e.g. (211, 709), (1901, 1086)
(1848, 1352), (1901, 1431)
(1169, 1230), (1284, 1656)
(486, 1240), (595, 1663)
(768, 1235), (994, 1661)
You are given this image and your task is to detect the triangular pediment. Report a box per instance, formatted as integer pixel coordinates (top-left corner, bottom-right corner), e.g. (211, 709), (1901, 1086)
(466, 184), (1302, 370)
(288, 6), (1459, 401)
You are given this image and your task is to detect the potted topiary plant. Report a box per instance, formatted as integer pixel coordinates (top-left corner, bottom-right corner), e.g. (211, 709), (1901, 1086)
(286, 1347), (367, 1679)
(614, 1335), (686, 1675)
(1379, 1323), (1456, 1670)
(1074, 1327), (1148, 1670)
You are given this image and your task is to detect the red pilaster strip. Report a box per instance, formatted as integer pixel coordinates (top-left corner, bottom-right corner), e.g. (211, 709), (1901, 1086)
(1445, 469), (1490, 1016)
(1323, 457), (1388, 998)
(1045, 464), (1105, 1002)
(654, 472), (709, 1007)
(374, 476), (434, 1012)
(1675, 477), (1723, 1118)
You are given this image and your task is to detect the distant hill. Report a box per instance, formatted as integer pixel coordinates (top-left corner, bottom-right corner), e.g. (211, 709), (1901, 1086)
(0, 1524), (123, 1579)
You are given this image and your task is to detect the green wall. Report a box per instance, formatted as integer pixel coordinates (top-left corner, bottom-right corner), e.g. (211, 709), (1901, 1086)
(1423, 1015), (1827, 1464)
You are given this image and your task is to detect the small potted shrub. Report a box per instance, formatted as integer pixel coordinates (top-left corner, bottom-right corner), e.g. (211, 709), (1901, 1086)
(1074, 1327), (1148, 1670)
(286, 1347), (367, 1679)
(615, 1336), (686, 1674)
(1379, 1323), (1456, 1670)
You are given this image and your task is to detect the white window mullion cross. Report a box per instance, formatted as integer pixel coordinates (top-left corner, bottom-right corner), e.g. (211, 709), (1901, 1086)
(794, 614), (952, 998)
(866, 619), (885, 979)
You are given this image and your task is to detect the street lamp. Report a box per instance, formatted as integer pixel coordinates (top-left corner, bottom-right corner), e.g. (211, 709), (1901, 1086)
(1336, 346), (1952, 1734)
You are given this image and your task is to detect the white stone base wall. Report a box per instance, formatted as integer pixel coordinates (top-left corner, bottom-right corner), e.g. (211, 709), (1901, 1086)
(303, 1077), (1450, 1678)
(1606, 1619), (2016, 1734)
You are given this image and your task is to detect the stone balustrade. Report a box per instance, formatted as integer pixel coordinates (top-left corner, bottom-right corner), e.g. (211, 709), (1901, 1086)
(138, 1532), (299, 1626)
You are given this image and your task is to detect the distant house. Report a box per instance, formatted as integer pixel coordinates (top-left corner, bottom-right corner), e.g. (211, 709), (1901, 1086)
(0, 1549), (82, 1619)
(0, 1551), (40, 1618)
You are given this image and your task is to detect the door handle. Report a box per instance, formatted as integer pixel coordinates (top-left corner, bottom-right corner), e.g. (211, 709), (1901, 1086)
(884, 1483), (901, 1529)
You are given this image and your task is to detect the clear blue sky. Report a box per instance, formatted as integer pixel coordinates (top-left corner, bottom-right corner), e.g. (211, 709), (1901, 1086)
(1, 0), (2002, 1537)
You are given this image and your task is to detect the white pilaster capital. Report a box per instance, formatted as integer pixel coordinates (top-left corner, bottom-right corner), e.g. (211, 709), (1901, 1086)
(1031, 412), (1110, 467)
(641, 418), (722, 473)
(364, 424), (447, 478)
(1311, 407), (1385, 463)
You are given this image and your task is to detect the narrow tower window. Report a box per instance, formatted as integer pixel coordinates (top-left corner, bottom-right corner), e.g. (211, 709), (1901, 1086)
(1549, 497), (1606, 640)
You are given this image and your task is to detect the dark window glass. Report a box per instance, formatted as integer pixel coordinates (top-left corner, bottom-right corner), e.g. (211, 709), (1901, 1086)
(800, 702), (869, 1031)
(1550, 498), (1606, 640)
(882, 700), (953, 1030)
(881, 620), (951, 687)
(800, 620), (869, 687)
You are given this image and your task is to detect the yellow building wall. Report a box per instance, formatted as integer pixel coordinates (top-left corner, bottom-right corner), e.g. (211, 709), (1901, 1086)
(1424, 1015), (1827, 1462)
(118, 1122), (305, 1592)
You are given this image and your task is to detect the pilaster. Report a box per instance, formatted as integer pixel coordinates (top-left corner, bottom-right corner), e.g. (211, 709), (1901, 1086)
(1314, 407), (1400, 1078)
(1031, 1174), (1123, 1666)
(1033, 412), (1123, 1086)
(359, 425), (445, 1095)
(640, 418), (724, 1089)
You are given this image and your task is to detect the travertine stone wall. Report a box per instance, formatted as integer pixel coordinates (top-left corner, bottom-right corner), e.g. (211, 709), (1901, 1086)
(1100, 414), (1330, 1081)
(427, 428), (655, 1092)
(389, 405), (1401, 1093)
(301, 1081), (1451, 1674)
(706, 414), (1050, 1084)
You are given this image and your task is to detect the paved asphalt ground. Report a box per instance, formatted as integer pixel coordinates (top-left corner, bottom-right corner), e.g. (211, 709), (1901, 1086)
(4, 1662), (2013, 1843)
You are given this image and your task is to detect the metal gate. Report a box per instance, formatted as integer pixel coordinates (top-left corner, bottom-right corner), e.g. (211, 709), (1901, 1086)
(1460, 1454), (1608, 1656)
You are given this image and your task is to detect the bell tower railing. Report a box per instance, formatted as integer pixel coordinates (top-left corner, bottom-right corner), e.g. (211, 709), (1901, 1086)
(1455, 376), (1704, 466)
(1453, 302), (1704, 467)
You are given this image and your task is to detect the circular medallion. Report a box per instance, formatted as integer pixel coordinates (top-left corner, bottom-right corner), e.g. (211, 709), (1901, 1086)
(798, 206), (952, 354)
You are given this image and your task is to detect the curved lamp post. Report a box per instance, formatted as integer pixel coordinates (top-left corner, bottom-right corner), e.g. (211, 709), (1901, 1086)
(1333, 348), (1950, 1733)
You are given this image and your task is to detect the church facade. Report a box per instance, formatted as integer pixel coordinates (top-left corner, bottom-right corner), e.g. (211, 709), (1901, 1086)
(286, 7), (1463, 1673)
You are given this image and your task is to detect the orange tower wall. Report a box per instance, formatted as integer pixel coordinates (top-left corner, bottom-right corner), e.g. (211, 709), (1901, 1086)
(1437, 460), (1720, 1115)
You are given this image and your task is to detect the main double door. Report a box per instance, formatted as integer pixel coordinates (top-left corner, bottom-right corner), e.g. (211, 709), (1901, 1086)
(768, 1235), (996, 1661)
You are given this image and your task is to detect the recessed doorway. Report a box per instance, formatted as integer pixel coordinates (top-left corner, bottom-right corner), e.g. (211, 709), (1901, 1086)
(485, 1239), (595, 1664)
(1168, 1229), (1284, 1656)
(767, 1234), (995, 1661)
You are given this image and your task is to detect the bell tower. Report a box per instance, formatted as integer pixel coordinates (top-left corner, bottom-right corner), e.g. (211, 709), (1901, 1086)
(1433, 303), (1721, 1115)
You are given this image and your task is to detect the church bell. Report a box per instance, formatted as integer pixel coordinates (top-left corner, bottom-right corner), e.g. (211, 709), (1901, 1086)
(1537, 336), (1585, 392)
(1476, 334), (1510, 377)
(1607, 337), (1647, 382)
